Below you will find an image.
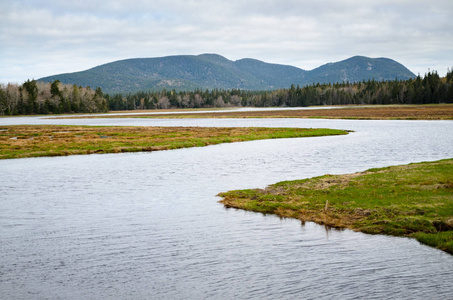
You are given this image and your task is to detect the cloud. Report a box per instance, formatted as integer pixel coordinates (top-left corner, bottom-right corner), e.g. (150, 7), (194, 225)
(1, 0), (452, 83)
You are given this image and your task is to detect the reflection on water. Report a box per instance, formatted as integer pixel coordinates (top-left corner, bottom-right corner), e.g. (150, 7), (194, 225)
(1, 116), (452, 299)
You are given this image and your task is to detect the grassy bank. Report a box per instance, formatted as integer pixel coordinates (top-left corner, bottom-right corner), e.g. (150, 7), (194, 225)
(63, 104), (453, 120)
(0, 125), (348, 159)
(219, 159), (453, 254)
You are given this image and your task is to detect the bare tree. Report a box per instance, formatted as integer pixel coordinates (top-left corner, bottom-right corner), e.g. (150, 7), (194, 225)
(157, 96), (170, 109)
(229, 95), (242, 107)
(214, 96), (225, 107)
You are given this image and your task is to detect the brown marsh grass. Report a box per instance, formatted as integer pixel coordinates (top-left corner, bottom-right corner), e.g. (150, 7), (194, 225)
(0, 125), (347, 159)
(62, 104), (453, 120)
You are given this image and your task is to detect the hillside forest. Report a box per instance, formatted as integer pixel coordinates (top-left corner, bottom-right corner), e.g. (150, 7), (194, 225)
(1, 70), (452, 115)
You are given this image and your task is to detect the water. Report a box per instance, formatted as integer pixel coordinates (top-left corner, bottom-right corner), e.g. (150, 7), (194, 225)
(1, 115), (452, 299)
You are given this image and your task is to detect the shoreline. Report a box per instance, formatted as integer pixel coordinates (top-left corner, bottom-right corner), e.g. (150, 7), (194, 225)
(0, 125), (347, 159)
(218, 159), (453, 254)
(56, 104), (453, 120)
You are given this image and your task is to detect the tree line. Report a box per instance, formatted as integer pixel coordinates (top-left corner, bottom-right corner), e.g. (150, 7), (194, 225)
(1, 69), (452, 115)
(0, 80), (108, 115)
(106, 70), (452, 110)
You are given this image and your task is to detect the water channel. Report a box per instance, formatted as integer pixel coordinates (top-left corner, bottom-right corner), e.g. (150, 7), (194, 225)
(1, 114), (452, 299)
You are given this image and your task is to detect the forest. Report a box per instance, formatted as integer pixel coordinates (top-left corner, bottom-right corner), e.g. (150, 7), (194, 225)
(1, 69), (452, 115)
(0, 80), (108, 115)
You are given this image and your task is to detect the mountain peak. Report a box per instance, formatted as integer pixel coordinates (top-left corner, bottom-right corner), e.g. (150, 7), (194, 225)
(310, 56), (415, 83)
(197, 53), (229, 60)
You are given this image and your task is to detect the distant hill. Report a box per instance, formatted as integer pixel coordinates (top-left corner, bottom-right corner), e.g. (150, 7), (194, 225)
(307, 56), (416, 83)
(38, 54), (415, 94)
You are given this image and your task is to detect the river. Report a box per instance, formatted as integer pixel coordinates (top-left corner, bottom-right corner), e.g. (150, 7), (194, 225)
(1, 114), (452, 299)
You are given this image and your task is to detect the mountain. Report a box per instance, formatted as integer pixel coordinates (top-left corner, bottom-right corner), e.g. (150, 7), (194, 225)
(38, 54), (415, 94)
(308, 56), (416, 84)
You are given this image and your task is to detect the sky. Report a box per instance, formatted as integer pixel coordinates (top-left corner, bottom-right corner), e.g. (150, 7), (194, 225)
(1, 0), (452, 84)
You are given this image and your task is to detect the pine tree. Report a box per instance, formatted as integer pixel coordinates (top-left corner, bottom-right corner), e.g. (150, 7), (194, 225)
(22, 79), (38, 114)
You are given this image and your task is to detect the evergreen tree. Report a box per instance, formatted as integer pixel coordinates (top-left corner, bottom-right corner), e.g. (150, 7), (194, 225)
(22, 79), (38, 114)
(446, 67), (453, 83)
(0, 87), (7, 115)
(50, 80), (62, 99)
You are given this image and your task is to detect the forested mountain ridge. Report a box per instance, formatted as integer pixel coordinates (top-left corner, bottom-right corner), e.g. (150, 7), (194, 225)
(38, 54), (415, 94)
(308, 56), (416, 83)
(2, 69), (451, 115)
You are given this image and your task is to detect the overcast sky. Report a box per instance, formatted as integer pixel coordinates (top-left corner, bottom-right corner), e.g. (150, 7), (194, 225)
(1, 0), (452, 84)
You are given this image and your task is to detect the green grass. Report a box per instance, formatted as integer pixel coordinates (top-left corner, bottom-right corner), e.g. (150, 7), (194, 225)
(219, 159), (453, 254)
(0, 125), (348, 159)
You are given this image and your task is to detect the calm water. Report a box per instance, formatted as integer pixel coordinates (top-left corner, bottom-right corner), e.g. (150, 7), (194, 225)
(1, 115), (452, 299)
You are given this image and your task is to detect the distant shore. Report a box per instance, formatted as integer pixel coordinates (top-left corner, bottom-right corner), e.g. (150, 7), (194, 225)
(219, 159), (453, 254)
(58, 104), (453, 120)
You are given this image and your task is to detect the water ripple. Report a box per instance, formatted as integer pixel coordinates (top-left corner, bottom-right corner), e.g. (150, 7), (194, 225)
(1, 118), (452, 299)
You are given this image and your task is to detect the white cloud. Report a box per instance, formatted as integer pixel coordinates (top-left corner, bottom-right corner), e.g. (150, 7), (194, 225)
(1, 0), (452, 83)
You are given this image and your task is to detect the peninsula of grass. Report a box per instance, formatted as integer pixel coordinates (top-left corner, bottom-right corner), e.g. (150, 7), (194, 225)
(219, 159), (453, 254)
(0, 125), (348, 159)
